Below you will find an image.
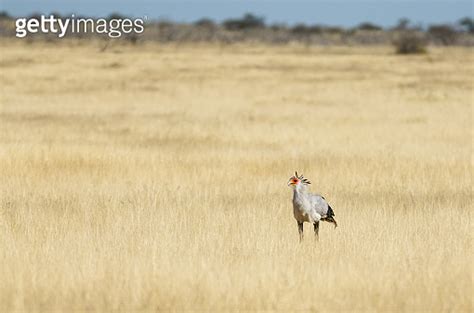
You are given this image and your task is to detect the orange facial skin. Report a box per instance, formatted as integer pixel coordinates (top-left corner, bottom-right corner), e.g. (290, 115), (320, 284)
(288, 178), (300, 186)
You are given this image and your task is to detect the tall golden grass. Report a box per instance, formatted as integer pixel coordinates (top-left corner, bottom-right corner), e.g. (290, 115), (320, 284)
(0, 40), (472, 312)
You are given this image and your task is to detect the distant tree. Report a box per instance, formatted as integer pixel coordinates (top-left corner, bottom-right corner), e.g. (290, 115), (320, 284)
(393, 31), (427, 54)
(291, 24), (323, 35)
(222, 13), (265, 31)
(394, 18), (410, 30)
(308, 25), (324, 34)
(459, 17), (474, 33)
(291, 24), (308, 34)
(28, 12), (42, 20)
(324, 26), (344, 34)
(356, 22), (382, 31)
(0, 11), (11, 19)
(194, 18), (215, 29)
(49, 11), (63, 18)
(428, 24), (458, 45)
(107, 12), (127, 20)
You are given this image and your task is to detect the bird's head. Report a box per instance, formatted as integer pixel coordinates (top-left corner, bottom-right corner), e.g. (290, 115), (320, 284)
(287, 171), (311, 189)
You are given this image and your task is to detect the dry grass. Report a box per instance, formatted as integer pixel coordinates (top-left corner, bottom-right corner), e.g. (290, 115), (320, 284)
(0, 40), (472, 312)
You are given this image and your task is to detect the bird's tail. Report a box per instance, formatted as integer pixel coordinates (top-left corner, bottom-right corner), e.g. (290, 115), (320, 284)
(324, 205), (338, 228)
(325, 217), (338, 228)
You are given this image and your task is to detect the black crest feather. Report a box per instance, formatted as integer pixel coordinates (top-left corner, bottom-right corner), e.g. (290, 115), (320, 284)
(293, 171), (311, 184)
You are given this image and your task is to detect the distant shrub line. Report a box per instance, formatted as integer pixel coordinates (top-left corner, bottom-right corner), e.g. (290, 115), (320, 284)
(1, 11), (473, 51)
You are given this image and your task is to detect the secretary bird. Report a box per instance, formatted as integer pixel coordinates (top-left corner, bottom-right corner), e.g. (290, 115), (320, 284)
(287, 172), (337, 242)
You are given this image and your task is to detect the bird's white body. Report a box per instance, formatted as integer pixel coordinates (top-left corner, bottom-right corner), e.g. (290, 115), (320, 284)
(292, 184), (328, 224)
(288, 172), (337, 241)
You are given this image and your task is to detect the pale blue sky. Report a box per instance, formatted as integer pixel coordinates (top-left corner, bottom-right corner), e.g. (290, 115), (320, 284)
(1, 0), (472, 27)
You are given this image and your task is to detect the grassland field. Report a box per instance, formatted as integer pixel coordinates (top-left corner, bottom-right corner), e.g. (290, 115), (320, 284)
(0, 40), (472, 312)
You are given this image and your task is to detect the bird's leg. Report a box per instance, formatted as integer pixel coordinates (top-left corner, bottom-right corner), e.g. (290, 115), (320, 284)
(313, 221), (319, 241)
(297, 222), (304, 242)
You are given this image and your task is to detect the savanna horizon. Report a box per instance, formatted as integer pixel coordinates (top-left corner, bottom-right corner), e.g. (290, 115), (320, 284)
(0, 40), (472, 312)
